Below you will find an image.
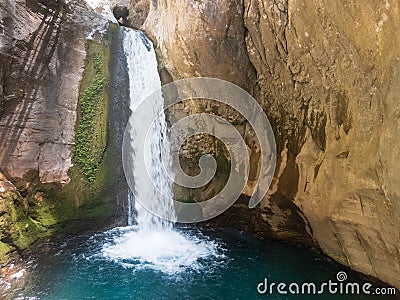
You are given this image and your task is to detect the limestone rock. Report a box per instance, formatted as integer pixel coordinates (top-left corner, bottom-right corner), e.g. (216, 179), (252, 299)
(243, 0), (400, 288)
(128, 0), (149, 29)
(143, 0), (400, 288)
(0, 171), (14, 192)
(0, 0), (106, 184)
(143, 0), (256, 90)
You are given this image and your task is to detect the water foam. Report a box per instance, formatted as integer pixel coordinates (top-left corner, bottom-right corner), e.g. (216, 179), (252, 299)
(102, 227), (223, 274)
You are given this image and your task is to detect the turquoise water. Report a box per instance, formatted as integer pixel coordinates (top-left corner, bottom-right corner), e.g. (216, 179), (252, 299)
(9, 228), (396, 300)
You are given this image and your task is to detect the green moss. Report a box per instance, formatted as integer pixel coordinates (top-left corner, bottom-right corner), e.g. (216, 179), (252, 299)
(10, 217), (52, 250)
(49, 40), (114, 230)
(0, 193), (54, 253)
(31, 203), (57, 227)
(0, 242), (12, 259)
(73, 42), (109, 183)
(0, 39), (115, 263)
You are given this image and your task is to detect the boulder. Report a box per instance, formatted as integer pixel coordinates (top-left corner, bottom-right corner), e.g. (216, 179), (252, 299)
(113, 3), (129, 23)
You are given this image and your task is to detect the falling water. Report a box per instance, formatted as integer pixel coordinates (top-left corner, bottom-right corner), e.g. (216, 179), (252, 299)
(102, 28), (221, 274)
(122, 29), (175, 231)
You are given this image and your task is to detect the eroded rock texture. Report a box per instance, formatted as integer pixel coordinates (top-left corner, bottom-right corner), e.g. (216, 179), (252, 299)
(127, 0), (149, 29)
(245, 0), (400, 288)
(0, 0), (103, 183)
(142, 0), (400, 288)
(143, 0), (255, 90)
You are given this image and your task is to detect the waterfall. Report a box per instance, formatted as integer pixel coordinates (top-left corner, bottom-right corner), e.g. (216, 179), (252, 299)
(101, 28), (221, 274)
(122, 29), (175, 231)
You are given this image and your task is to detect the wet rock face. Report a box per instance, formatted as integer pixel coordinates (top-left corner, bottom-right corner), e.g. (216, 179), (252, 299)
(143, 0), (400, 288)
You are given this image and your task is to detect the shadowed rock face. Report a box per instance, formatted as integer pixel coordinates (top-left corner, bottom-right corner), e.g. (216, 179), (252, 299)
(113, 3), (129, 20)
(113, 3), (130, 26)
(0, 0), (111, 184)
(0, 0), (93, 183)
(142, 0), (400, 288)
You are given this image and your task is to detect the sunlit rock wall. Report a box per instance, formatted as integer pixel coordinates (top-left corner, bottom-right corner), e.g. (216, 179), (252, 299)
(142, 0), (400, 288)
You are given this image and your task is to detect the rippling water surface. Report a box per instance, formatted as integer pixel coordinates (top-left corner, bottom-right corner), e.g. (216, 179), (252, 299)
(6, 228), (396, 300)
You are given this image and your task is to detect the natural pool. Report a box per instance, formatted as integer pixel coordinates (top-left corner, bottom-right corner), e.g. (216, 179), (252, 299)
(6, 227), (395, 300)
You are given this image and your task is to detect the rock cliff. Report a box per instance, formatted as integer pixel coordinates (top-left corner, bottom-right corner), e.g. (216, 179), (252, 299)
(0, 0), (398, 290)
(0, 0), (117, 261)
(0, 0), (102, 183)
(141, 0), (400, 288)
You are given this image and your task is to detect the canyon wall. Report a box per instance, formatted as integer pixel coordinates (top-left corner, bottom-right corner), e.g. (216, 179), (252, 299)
(0, 0), (398, 289)
(142, 0), (400, 288)
(0, 0), (116, 261)
(0, 0), (88, 183)
(245, 0), (400, 288)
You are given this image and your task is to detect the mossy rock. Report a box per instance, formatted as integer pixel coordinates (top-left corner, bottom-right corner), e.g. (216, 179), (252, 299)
(0, 242), (12, 260)
(0, 38), (115, 263)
